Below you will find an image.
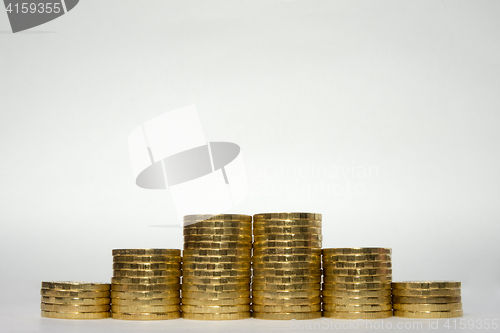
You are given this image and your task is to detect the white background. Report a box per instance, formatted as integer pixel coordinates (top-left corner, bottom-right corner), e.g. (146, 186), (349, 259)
(0, 1), (499, 332)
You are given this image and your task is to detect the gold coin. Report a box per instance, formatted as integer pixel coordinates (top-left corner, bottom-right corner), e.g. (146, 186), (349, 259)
(253, 220), (322, 227)
(252, 312), (321, 320)
(253, 262), (320, 270)
(41, 282), (110, 291)
(392, 281), (461, 290)
(182, 269), (250, 278)
(392, 288), (461, 297)
(322, 296), (392, 305)
(184, 242), (252, 250)
(41, 289), (110, 298)
(182, 276), (251, 285)
(323, 268), (392, 276)
(111, 290), (179, 299)
(323, 254), (392, 262)
(111, 284), (180, 292)
(392, 296), (462, 304)
(184, 221), (251, 229)
(252, 297), (321, 306)
(41, 296), (110, 305)
(323, 248), (391, 255)
(252, 304), (321, 313)
(112, 298), (180, 306)
(324, 275), (392, 283)
(322, 289), (392, 297)
(184, 214), (252, 223)
(254, 234), (323, 242)
(181, 290), (251, 299)
(111, 277), (179, 285)
(183, 227), (251, 236)
(394, 310), (463, 318)
(253, 268), (321, 277)
(111, 312), (180, 320)
(112, 262), (181, 270)
(323, 310), (393, 319)
(113, 255), (181, 263)
(113, 269), (181, 277)
(252, 290), (321, 298)
(183, 234), (252, 243)
(182, 262), (251, 270)
(181, 297), (250, 306)
(252, 282), (319, 291)
(253, 248), (322, 256)
(324, 261), (392, 269)
(252, 254), (321, 263)
(112, 249), (181, 256)
(41, 303), (111, 312)
(323, 303), (392, 311)
(182, 312), (250, 320)
(181, 304), (250, 313)
(253, 212), (322, 221)
(393, 303), (463, 311)
(252, 276), (321, 284)
(322, 282), (391, 290)
(253, 240), (322, 248)
(253, 226), (321, 235)
(182, 256), (251, 263)
(41, 310), (111, 320)
(182, 284), (249, 292)
(111, 304), (180, 313)
(183, 249), (251, 257)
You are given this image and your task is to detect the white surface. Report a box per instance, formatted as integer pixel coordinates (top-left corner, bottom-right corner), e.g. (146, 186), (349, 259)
(1, 0), (499, 332)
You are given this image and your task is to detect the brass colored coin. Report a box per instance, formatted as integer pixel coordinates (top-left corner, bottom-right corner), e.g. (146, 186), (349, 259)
(392, 296), (462, 304)
(393, 303), (463, 311)
(252, 282), (319, 291)
(182, 283), (249, 292)
(111, 277), (179, 285)
(112, 249), (181, 256)
(181, 297), (250, 306)
(322, 289), (392, 297)
(184, 242), (252, 250)
(253, 248), (322, 256)
(183, 214), (252, 223)
(182, 262), (251, 270)
(252, 312), (321, 320)
(322, 296), (392, 305)
(253, 213), (322, 221)
(113, 255), (181, 263)
(183, 234), (252, 243)
(323, 310), (393, 319)
(253, 220), (322, 227)
(253, 226), (321, 235)
(324, 275), (392, 284)
(252, 297), (321, 306)
(183, 227), (251, 236)
(323, 248), (391, 255)
(254, 234), (323, 242)
(323, 254), (392, 262)
(182, 256), (250, 263)
(252, 254), (321, 263)
(111, 284), (180, 292)
(112, 298), (180, 306)
(252, 304), (321, 313)
(323, 268), (392, 276)
(394, 310), (463, 318)
(252, 290), (321, 298)
(181, 304), (250, 313)
(111, 290), (179, 299)
(324, 261), (392, 269)
(41, 296), (110, 305)
(41, 303), (111, 312)
(113, 269), (181, 277)
(323, 303), (392, 312)
(184, 221), (251, 229)
(392, 289), (461, 297)
(182, 269), (250, 278)
(111, 304), (180, 313)
(252, 276), (321, 284)
(181, 290), (251, 299)
(182, 276), (251, 285)
(111, 312), (180, 320)
(41, 289), (110, 298)
(113, 262), (181, 270)
(253, 262), (320, 270)
(322, 282), (391, 290)
(183, 249), (251, 257)
(41, 310), (110, 320)
(392, 281), (461, 290)
(182, 312), (250, 320)
(41, 282), (110, 291)
(253, 268), (321, 277)
(253, 240), (322, 248)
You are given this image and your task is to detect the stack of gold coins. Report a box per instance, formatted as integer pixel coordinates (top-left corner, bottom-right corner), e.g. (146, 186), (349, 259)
(181, 214), (252, 320)
(322, 248), (393, 319)
(40, 281), (111, 319)
(252, 212), (322, 320)
(392, 281), (463, 318)
(111, 249), (181, 320)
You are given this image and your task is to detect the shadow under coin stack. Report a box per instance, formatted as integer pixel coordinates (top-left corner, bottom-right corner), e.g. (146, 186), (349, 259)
(111, 249), (182, 320)
(392, 281), (463, 318)
(181, 214), (252, 320)
(252, 213), (322, 320)
(40, 281), (111, 319)
(322, 248), (393, 319)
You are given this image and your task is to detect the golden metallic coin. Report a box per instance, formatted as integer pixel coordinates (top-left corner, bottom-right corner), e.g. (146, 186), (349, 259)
(323, 248), (391, 255)
(252, 254), (321, 263)
(252, 282), (319, 291)
(324, 261), (392, 269)
(324, 275), (392, 283)
(182, 276), (251, 285)
(111, 304), (180, 313)
(181, 297), (251, 306)
(322, 296), (392, 305)
(253, 262), (320, 270)
(112, 298), (180, 306)
(181, 304), (250, 313)
(182, 262), (251, 270)
(111, 277), (179, 285)
(253, 226), (321, 235)
(183, 234), (252, 243)
(184, 214), (252, 223)
(253, 240), (322, 248)
(323, 310), (393, 319)
(254, 234), (323, 242)
(113, 269), (181, 277)
(392, 281), (461, 290)
(182, 283), (249, 292)
(253, 213), (322, 221)
(392, 288), (461, 297)
(41, 310), (111, 320)
(41, 282), (110, 291)
(184, 242), (252, 250)
(41, 303), (111, 312)
(393, 303), (463, 311)
(253, 248), (322, 256)
(181, 290), (251, 299)
(253, 276), (321, 284)
(252, 297), (321, 306)
(323, 254), (392, 262)
(252, 290), (321, 298)
(113, 262), (181, 270)
(392, 296), (462, 304)
(111, 312), (180, 320)
(394, 310), (463, 318)
(323, 268), (392, 276)
(182, 269), (250, 278)
(40, 296), (110, 305)
(322, 282), (391, 290)
(111, 284), (180, 292)
(182, 256), (250, 263)
(252, 312), (321, 320)
(184, 221), (251, 229)
(183, 227), (251, 236)
(112, 249), (181, 256)
(41, 289), (110, 298)
(182, 312), (251, 320)
(113, 255), (181, 263)
(111, 290), (179, 299)
(323, 303), (392, 312)
(253, 220), (322, 227)
(322, 289), (392, 297)
(252, 304), (321, 313)
(253, 268), (321, 277)
(183, 249), (251, 257)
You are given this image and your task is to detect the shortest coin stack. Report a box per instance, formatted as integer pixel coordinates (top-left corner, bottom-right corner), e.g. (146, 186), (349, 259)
(392, 281), (463, 318)
(40, 281), (111, 319)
